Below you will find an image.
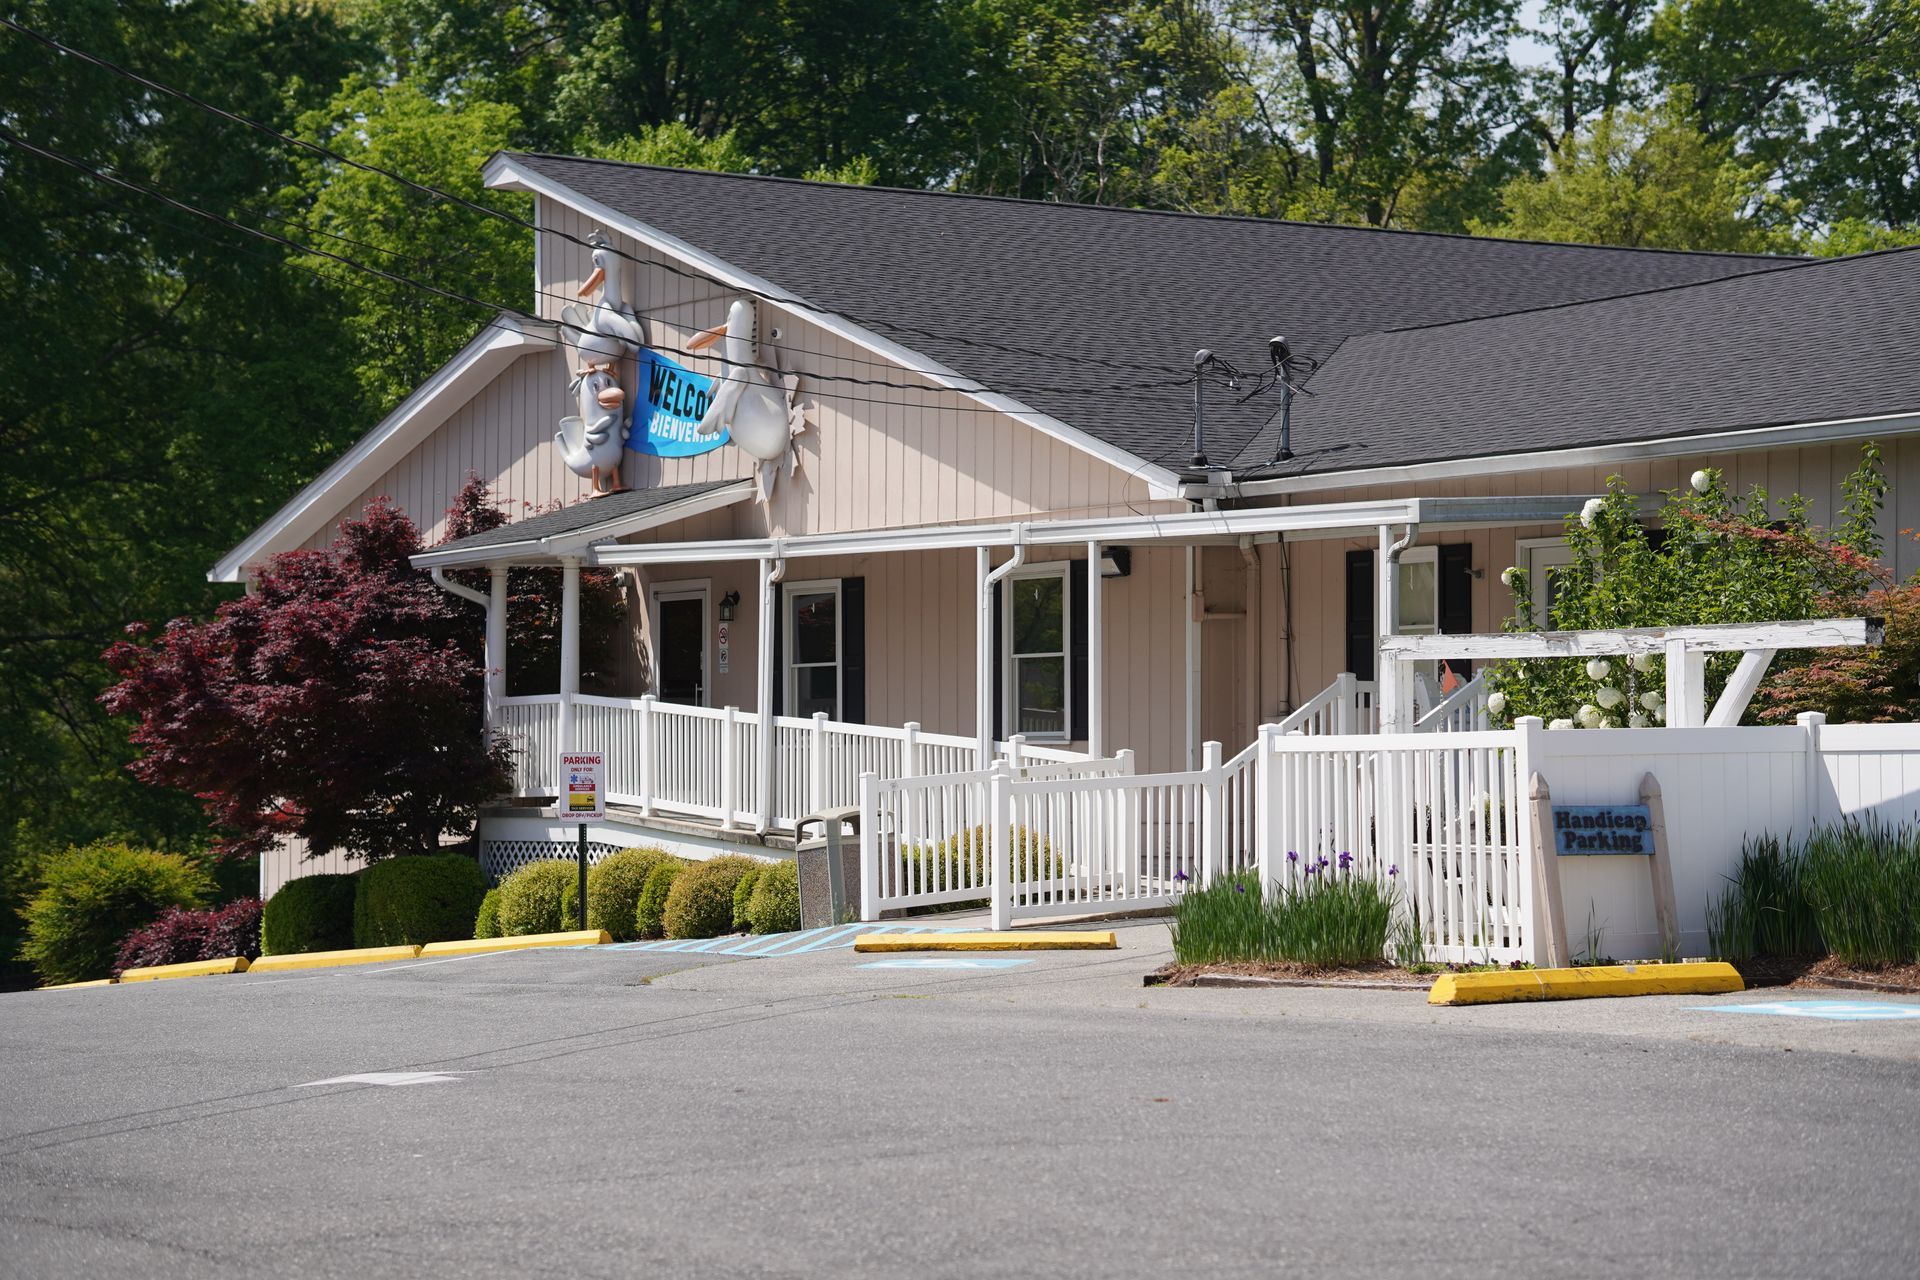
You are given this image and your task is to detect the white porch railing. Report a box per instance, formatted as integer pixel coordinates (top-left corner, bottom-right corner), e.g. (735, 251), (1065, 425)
(525, 694), (1095, 832)
(1413, 672), (1491, 733)
(1277, 672), (1379, 735)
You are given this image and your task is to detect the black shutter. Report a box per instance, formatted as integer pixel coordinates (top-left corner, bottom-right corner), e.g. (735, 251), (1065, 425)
(1438, 543), (1474, 679)
(1344, 549), (1374, 680)
(768, 582), (784, 716)
(1070, 565), (1090, 742)
(840, 576), (865, 724)
(991, 583), (1005, 741)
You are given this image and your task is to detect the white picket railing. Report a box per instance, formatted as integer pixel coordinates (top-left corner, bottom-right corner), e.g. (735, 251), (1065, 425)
(496, 695), (562, 796)
(1258, 727), (1532, 964)
(1413, 672), (1492, 733)
(1278, 672), (1378, 736)
(522, 694), (1096, 832)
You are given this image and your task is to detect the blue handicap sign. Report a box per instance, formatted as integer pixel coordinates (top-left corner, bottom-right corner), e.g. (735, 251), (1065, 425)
(858, 957), (1036, 971)
(1691, 999), (1920, 1021)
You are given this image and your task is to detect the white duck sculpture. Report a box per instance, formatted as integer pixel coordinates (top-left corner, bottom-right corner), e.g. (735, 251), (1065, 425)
(688, 298), (809, 501)
(554, 231), (645, 496)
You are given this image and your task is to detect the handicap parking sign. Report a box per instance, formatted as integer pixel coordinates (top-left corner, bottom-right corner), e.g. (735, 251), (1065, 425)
(1692, 999), (1920, 1021)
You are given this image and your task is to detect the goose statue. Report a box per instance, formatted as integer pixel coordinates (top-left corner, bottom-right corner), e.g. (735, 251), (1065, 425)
(687, 298), (810, 501)
(554, 231), (646, 496)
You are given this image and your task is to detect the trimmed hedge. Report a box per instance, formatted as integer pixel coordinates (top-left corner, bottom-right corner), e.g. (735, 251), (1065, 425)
(496, 860), (581, 935)
(732, 866), (763, 931)
(21, 841), (212, 985)
(113, 899), (262, 976)
(474, 888), (502, 939)
(663, 856), (761, 939)
(587, 847), (680, 942)
(352, 852), (488, 948)
(634, 861), (685, 939)
(746, 860), (800, 935)
(262, 873), (358, 956)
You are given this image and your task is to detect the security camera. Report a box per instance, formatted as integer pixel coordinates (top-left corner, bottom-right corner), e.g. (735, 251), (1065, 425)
(1269, 336), (1290, 366)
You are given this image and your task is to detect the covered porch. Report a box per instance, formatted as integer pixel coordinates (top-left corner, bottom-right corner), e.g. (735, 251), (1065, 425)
(412, 489), (1606, 840)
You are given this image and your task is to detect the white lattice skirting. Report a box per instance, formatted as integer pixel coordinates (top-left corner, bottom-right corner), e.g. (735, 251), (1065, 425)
(481, 839), (621, 884)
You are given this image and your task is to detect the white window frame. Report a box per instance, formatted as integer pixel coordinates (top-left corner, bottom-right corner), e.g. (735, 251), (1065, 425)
(1515, 537), (1578, 629)
(648, 578), (711, 707)
(783, 577), (842, 721)
(1001, 563), (1072, 742)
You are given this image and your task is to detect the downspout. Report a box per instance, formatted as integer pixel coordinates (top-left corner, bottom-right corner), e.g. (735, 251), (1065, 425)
(977, 525), (1027, 767)
(1378, 522), (1420, 733)
(1239, 537), (1261, 737)
(431, 568), (498, 746)
(430, 566), (489, 608)
(757, 542), (787, 834)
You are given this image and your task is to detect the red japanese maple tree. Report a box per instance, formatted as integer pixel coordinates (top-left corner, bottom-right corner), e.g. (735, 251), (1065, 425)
(102, 500), (512, 862)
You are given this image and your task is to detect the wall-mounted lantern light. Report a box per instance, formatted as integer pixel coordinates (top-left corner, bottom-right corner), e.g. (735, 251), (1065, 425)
(718, 590), (740, 621)
(1099, 547), (1132, 578)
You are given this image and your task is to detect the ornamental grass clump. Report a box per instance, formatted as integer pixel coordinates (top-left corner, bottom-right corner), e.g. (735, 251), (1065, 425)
(1705, 833), (1820, 961)
(1802, 817), (1920, 968)
(1170, 867), (1398, 969)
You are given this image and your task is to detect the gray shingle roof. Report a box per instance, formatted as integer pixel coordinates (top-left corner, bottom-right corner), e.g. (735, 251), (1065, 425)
(507, 153), (1795, 471)
(428, 480), (744, 556)
(1233, 247), (1920, 476)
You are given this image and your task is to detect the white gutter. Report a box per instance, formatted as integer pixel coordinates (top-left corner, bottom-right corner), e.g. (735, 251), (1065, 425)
(429, 567), (489, 608)
(1189, 409), (1920, 501)
(486, 154), (1188, 501)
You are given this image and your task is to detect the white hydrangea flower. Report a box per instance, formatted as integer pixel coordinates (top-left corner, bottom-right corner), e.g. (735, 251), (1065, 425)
(1548, 718), (1575, 731)
(1576, 704), (1603, 728)
(1639, 690), (1665, 711)
(1628, 711), (1649, 728)
(1653, 706), (1666, 723)
(1580, 497), (1606, 527)
(1596, 686), (1624, 709)
(1586, 658), (1611, 681)
(1691, 469), (1712, 494)
(1500, 566), (1520, 588)
(1631, 652), (1658, 673)
(1486, 691), (1507, 715)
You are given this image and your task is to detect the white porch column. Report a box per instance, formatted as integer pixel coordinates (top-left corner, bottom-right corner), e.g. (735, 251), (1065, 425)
(557, 555), (581, 753)
(1186, 544), (1201, 769)
(756, 553), (784, 833)
(1086, 540), (1103, 759)
(1376, 524), (1417, 733)
(484, 563), (508, 738)
(1664, 637), (1708, 728)
(977, 545), (993, 768)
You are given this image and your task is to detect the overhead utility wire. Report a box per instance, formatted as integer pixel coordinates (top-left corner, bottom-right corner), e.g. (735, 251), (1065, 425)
(1, 16), (1191, 380)
(0, 128), (1194, 405)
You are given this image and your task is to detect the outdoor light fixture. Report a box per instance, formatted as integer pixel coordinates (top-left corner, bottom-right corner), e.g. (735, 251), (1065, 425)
(1099, 547), (1132, 578)
(718, 590), (740, 621)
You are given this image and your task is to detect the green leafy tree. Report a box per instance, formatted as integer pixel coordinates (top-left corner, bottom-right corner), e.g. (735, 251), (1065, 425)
(1472, 90), (1796, 250)
(1487, 447), (1886, 728)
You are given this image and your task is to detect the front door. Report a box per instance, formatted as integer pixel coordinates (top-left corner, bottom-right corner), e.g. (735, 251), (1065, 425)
(654, 591), (706, 706)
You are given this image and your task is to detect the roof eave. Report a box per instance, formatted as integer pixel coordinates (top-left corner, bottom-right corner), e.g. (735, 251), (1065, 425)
(209, 314), (559, 583)
(485, 152), (1187, 501)
(408, 479), (757, 570)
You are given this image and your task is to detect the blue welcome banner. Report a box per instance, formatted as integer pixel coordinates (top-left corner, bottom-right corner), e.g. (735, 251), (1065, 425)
(628, 349), (728, 457)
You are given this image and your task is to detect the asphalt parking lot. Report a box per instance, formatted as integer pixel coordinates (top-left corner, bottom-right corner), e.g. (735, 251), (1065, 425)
(3, 920), (1917, 1279)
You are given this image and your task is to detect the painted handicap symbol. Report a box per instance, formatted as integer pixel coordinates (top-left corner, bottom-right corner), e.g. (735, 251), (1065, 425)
(1691, 999), (1920, 1021)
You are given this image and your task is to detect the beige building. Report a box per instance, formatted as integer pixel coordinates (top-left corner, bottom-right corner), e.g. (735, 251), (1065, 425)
(216, 154), (1919, 881)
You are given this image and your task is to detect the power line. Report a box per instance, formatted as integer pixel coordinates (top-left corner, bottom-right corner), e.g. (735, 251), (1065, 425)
(0, 15), (1192, 380)
(0, 126), (1195, 407)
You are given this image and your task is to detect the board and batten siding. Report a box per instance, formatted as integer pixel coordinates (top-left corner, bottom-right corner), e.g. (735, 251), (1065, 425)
(1263, 436), (1920, 711)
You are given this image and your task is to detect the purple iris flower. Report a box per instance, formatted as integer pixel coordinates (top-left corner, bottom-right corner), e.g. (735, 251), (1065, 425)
(1286, 850), (1298, 863)
(1173, 869), (1189, 882)
(1234, 883), (1246, 894)
(1387, 864), (1399, 877)
(1316, 854), (1330, 870)
(1337, 851), (1353, 870)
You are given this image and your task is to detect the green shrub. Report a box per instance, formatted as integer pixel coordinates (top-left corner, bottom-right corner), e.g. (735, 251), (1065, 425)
(587, 847), (680, 941)
(352, 852), (488, 947)
(897, 826), (1057, 906)
(20, 841), (212, 985)
(1170, 870), (1397, 969)
(663, 856), (760, 939)
(634, 860), (686, 939)
(496, 860), (582, 935)
(262, 873), (358, 956)
(1706, 833), (1821, 961)
(746, 859), (801, 934)
(1803, 817), (1920, 968)
(474, 888), (502, 939)
(732, 866), (763, 930)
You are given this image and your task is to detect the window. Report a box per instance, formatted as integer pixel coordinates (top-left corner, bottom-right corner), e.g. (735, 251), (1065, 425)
(1003, 567), (1070, 739)
(784, 580), (840, 719)
(1515, 538), (1577, 629)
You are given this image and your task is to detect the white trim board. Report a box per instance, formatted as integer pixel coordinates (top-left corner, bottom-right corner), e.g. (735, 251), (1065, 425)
(484, 153), (1187, 501)
(1195, 410), (1920, 500)
(209, 315), (558, 582)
